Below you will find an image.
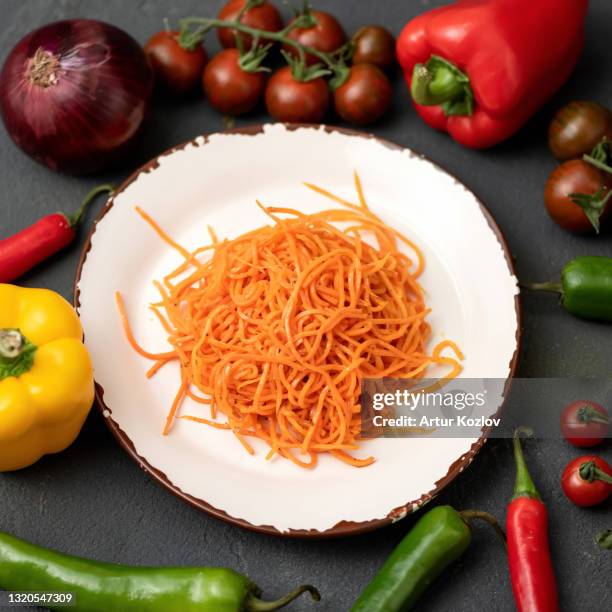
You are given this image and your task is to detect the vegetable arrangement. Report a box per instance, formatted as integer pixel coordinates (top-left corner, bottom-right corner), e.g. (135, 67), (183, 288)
(141, 1), (396, 126)
(0, 0), (610, 610)
(351, 429), (576, 612)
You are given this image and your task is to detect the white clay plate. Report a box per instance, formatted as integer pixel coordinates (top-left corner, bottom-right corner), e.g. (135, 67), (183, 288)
(75, 124), (519, 537)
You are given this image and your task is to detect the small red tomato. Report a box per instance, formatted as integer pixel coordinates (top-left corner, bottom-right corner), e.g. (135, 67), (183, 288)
(352, 26), (396, 70)
(544, 160), (610, 233)
(561, 400), (610, 447)
(218, 0), (283, 49)
(334, 64), (392, 125)
(561, 455), (612, 507)
(144, 31), (207, 95)
(284, 10), (346, 65)
(265, 66), (329, 123)
(203, 49), (264, 116)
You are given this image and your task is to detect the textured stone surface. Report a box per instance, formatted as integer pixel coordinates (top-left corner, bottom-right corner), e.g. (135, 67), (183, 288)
(0, 1), (611, 610)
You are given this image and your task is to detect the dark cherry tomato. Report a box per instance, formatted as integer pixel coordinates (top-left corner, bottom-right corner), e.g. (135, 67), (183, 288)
(265, 66), (329, 123)
(334, 64), (391, 125)
(561, 455), (612, 507)
(284, 11), (346, 65)
(217, 0), (283, 49)
(561, 400), (610, 447)
(352, 26), (396, 70)
(549, 101), (612, 161)
(144, 31), (207, 95)
(203, 49), (264, 115)
(544, 160), (609, 233)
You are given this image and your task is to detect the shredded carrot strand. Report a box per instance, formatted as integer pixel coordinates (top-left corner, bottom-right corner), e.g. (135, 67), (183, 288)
(117, 174), (462, 468)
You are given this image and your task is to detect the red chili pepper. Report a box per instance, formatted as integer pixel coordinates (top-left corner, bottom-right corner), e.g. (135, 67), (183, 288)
(0, 185), (113, 283)
(396, 0), (588, 148)
(507, 429), (559, 612)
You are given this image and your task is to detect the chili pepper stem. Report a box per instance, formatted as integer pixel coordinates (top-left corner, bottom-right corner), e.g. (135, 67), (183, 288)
(520, 281), (563, 294)
(597, 529), (612, 550)
(512, 427), (541, 501)
(67, 184), (114, 227)
(245, 585), (321, 611)
(459, 510), (507, 547)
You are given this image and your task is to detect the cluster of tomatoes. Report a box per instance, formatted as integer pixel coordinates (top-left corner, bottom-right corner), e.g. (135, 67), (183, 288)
(560, 400), (612, 507)
(545, 101), (612, 233)
(144, 0), (396, 126)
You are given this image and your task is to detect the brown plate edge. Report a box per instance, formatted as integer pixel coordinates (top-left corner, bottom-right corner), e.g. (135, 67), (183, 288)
(73, 123), (522, 540)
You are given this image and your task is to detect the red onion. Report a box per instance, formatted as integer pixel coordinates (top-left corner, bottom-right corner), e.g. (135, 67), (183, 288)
(0, 20), (153, 175)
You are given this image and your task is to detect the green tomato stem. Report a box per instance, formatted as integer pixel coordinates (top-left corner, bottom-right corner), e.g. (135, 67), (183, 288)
(178, 17), (348, 84)
(579, 460), (612, 485)
(584, 154), (612, 175)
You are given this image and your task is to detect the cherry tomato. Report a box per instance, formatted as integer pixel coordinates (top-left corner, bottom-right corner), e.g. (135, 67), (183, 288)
(352, 26), (395, 70)
(144, 31), (207, 95)
(265, 66), (330, 123)
(561, 400), (610, 447)
(284, 11), (346, 65)
(561, 455), (612, 507)
(217, 0), (283, 49)
(549, 101), (612, 161)
(334, 64), (391, 125)
(203, 49), (264, 115)
(544, 160), (610, 233)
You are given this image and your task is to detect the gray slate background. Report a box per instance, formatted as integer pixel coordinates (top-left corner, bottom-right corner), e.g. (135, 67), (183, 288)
(0, 1), (611, 610)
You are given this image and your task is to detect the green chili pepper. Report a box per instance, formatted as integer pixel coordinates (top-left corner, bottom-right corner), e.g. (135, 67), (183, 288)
(351, 506), (504, 612)
(527, 256), (612, 322)
(0, 531), (320, 612)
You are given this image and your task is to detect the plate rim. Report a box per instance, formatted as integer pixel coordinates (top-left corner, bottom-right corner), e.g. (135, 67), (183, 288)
(73, 123), (522, 539)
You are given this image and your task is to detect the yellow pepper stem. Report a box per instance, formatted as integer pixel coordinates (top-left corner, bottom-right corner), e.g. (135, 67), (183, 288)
(0, 329), (37, 380)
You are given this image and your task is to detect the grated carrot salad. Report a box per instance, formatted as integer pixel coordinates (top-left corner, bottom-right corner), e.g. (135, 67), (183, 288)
(116, 173), (463, 468)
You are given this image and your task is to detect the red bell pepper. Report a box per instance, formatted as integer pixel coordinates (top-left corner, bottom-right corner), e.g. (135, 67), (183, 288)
(396, 0), (589, 148)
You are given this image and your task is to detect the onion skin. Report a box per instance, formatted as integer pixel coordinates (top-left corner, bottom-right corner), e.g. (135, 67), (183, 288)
(0, 20), (153, 175)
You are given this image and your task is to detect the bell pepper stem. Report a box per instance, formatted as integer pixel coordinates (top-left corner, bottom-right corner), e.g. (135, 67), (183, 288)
(579, 460), (612, 485)
(512, 427), (541, 501)
(459, 510), (507, 548)
(245, 585), (321, 611)
(410, 55), (474, 116)
(0, 329), (37, 381)
(412, 64), (463, 106)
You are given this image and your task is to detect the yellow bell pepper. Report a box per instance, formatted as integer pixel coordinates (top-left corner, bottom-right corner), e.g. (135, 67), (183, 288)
(0, 284), (94, 472)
